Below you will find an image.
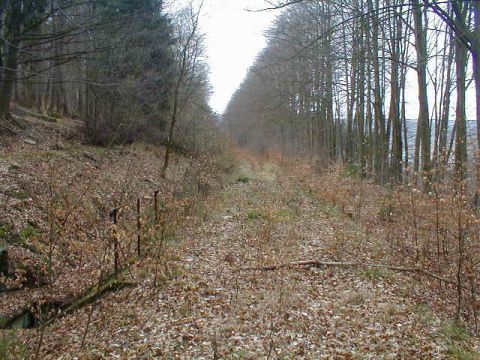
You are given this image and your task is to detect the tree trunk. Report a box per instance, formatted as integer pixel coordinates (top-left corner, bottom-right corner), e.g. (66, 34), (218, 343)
(454, 3), (469, 179)
(470, 2), (480, 151)
(412, 0), (431, 186)
(389, 10), (402, 183)
(0, 2), (21, 121)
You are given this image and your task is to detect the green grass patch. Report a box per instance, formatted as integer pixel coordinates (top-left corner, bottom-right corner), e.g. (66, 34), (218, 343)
(441, 321), (470, 343)
(446, 346), (479, 360)
(273, 209), (296, 222)
(440, 321), (478, 359)
(377, 204), (394, 221)
(237, 175), (250, 183)
(0, 224), (12, 239)
(47, 111), (62, 121)
(92, 146), (109, 156)
(319, 202), (342, 218)
(5, 189), (29, 200)
(361, 267), (393, 281)
(0, 330), (29, 359)
(19, 224), (40, 242)
(344, 163), (361, 178)
(0, 223), (34, 250)
(246, 209), (264, 220)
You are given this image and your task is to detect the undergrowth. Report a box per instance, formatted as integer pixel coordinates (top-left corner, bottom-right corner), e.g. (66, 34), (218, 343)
(441, 321), (477, 359)
(0, 331), (29, 359)
(283, 160), (480, 332)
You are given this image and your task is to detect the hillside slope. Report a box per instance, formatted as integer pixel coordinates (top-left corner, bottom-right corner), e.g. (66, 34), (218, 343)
(0, 109), (226, 337)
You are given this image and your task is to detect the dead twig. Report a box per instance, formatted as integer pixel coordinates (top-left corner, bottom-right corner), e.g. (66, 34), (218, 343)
(240, 260), (457, 286)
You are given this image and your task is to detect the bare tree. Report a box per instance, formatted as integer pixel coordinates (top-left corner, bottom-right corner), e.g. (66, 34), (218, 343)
(161, 1), (205, 178)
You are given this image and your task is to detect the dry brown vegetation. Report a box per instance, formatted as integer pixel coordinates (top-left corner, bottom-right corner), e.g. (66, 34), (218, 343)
(0, 112), (230, 355)
(1, 118), (480, 359)
(287, 158), (480, 325)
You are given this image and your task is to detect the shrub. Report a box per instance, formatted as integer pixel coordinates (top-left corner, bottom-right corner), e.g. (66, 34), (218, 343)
(215, 150), (237, 174)
(0, 331), (29, 359)
(19, 224), (39, 242)
(344, 163), (360, 178)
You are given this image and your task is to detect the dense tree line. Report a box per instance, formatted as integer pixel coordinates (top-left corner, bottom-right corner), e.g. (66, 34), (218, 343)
(0, 0), (217, 159)
(225, 0), (480, 190)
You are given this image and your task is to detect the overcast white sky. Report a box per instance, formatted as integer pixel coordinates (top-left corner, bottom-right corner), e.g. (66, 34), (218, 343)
(169, 0), (476, 120)
(199, 0), (276, 114)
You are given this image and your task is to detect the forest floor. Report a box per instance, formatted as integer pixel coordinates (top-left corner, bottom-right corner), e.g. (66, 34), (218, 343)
(17, 154), (480, 359)
(1, 110), (480, 359)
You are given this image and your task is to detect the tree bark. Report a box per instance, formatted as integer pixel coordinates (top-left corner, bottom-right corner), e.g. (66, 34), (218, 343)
(0, 2), (21, 121)
(454, 2), (469, 179)
(412, 0), (431, 186)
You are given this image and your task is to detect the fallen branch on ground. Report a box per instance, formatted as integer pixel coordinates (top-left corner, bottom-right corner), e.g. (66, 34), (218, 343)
(241, 260), (457, 286)
(0, 121), (17, 135)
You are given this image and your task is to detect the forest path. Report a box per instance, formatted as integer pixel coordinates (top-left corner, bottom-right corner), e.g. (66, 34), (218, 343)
(36, 157), (466, 359)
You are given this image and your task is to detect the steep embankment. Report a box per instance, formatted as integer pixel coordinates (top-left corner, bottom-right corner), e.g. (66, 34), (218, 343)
(6, 146), (478, 358)
(0, 109), (226, 337)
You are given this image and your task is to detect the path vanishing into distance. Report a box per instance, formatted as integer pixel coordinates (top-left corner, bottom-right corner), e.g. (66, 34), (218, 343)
(29, 155), (479, 359)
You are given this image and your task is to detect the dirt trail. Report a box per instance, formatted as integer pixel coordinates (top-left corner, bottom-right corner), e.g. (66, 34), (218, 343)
(27, 158), (477, 359)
